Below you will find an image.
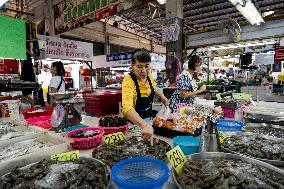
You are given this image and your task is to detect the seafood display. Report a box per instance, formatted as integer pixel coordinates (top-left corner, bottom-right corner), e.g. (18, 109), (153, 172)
(99, 116), (128, 127)
(223, 134), (284, 161)
(0, 139), (51, 162)
(177, 158), (284, 189)
(92, 137), (171, 166)
(0, 121), (37, 141)
(153, 115), (204, 134)
(246, 125), (284, 139)
(70, 130), (101, 138)
(0, 158), (109, 189)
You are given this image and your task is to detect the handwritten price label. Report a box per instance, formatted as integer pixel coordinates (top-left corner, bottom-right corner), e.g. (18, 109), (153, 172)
(218, 131), (227, 144)
(103, 132), (126, 145)
(51, 150), (79, 162)
(166, 145), (187, 175)
(216, 94), (222, 100)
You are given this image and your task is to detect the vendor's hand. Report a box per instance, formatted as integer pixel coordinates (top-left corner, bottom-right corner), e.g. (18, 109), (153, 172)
(199, 85), (207, 93)
(161, 96), (169, 107)
(141, 123), (154, 146)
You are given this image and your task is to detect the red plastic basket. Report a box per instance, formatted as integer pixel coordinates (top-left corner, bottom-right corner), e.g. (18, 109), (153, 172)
(222, 107), (235, 118)
(26, 116), (52, 129)
(65, 127), (105, 150)
(100, 125), (128, 135)
(22, 107), (54, 120)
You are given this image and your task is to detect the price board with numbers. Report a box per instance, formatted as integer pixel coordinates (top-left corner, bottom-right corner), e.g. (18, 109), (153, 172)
(103, 132), (126, 145)
(51, 150), (79, 162)
(166, 145), (187, 175)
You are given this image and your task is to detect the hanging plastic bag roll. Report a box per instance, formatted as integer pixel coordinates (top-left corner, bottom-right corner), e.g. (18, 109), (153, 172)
(156, 105), (171, 120)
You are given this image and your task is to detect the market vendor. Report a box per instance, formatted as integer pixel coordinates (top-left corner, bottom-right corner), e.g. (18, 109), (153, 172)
(122, 49), (169, 142)
(169, 55), (207, 112)
(47, 61), (66, 106)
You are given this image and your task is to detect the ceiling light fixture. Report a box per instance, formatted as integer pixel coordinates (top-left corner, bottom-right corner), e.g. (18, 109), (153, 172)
(208, 40), (276, 51)
(228, 0), (264, 25)
(0, 0), (8, 7)
(157, 0), (166, 4)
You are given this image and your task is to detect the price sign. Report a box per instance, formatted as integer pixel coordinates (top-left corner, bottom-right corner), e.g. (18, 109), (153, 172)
(216, 94), (222, 100)
(103, 132), (126, 145)
(166, 145), (187, 175)
(51, 150), (79, 161)
(218, 131), (227, 144)
(233, 93), (252, 101)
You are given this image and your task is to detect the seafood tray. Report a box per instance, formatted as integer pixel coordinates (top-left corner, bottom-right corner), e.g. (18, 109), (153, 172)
(0, 121), (43, 142)
(0, 157), (110, 189)
(153, 125), (202, 139)
(92, 136), (171, 167)
(174, 152), (284, 189)
(0, 133), (70, 176)
(244, 107), (284, 126)
(221, 133), (284, 167)
(245, 123), (284, 139)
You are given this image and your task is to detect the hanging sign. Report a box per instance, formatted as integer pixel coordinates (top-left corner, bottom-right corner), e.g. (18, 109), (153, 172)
(51, 150), (80, 161)
(106, 52), (134, 66)
(0, 15), (26, 60)
(38, 35), (93, 61)
(103, 132), (126, 145)
(274, 44), (284, 62)
(54, 0), (150, 34)
(161, 18), (180, 43)
(166, 145), (187, 175)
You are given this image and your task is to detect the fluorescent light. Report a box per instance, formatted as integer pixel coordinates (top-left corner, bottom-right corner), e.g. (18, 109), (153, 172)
(208, 40), (276, 50)
(228, 0), (264, 25)
(157, 0), (166, 4)
(0, 0), (8, 7)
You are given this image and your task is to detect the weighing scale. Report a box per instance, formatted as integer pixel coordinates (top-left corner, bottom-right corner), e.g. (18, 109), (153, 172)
(51, 93), (82, 131)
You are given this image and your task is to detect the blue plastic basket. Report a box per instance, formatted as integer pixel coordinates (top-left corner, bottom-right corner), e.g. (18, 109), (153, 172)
(65, 124), (88, 133)
(112, 157), (170, 189)
(173, 136), (200, 155)
(216, 119), (244, 131)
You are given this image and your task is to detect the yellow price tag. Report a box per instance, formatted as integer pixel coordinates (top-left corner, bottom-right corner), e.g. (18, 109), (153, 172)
(166, 145), (187, 175)
(103, 132), (126, 145)
(233, 93), (252, 101)
(218, 131), (227, 144)
(51, 150), (79, 161)
(216, 94), (222, 100)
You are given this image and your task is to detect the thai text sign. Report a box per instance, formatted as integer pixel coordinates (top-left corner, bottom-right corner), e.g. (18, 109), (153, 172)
(38, 35), (93, 61)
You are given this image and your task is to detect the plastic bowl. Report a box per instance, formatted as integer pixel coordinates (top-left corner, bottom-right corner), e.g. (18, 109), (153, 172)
(112, 157), (170, 189)
(173, 136), (200, 155)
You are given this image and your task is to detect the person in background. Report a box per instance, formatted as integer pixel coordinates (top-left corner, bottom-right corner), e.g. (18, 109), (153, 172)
(169, 55), (207, 113)
(122, 49), (169, 143)
(47, 61), (66, 106)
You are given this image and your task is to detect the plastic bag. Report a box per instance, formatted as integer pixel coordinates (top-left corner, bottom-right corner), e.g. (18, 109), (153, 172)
(156, 105), (171, 120)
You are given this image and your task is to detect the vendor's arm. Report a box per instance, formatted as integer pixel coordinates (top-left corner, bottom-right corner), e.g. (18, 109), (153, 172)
(49, 87), (57, 106)
(155, 90), (169, 106)
(180, 85), (206, 98)
(148, 72), (169, 106)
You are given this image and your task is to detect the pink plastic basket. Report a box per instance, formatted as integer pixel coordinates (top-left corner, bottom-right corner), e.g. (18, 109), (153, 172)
(26, 116), (52, 129)
(222, 107), (235, 118)
(65, 127), (105, 150)
(100, 125), (128, 135)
